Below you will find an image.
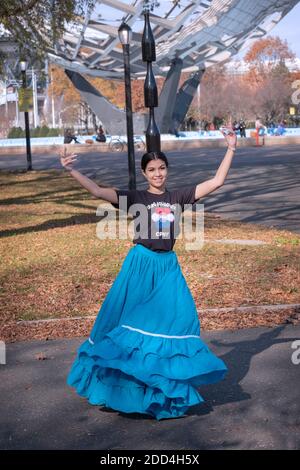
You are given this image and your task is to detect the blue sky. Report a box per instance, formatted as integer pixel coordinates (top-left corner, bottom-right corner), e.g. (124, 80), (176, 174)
(243, 2), (300, 58)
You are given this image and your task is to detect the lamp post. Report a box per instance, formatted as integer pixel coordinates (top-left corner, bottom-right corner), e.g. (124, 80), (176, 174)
(118, 22), (136, 190)
(20, 60), (32, 171)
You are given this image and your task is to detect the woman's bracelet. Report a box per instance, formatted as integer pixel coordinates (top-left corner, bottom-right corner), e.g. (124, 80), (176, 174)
(228, 146), (236, 152)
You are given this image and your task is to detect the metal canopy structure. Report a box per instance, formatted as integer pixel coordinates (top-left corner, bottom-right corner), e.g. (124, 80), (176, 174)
(48, 0), (299, 79)
(1, 0), (299, 135)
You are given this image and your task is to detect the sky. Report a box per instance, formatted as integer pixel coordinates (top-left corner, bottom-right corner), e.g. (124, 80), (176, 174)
(242, 2), (300, 59)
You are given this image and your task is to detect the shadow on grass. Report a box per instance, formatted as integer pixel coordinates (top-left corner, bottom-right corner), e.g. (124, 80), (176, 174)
(0, 169), (66, 186)
(0, 169), (120, 237)
(0, 213), (105, 238)
(0, 187), (90, 206)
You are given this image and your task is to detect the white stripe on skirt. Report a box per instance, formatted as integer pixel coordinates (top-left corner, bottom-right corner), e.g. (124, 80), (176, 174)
(121, 324), (200, 339)
(88, 326), (200, 344)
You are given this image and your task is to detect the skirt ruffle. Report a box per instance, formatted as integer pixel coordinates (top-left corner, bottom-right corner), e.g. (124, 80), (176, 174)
(67, 244), (227, 420)
(67, 326), (227, 420)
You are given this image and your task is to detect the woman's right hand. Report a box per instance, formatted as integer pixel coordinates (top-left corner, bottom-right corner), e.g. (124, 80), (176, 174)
(59, 145), (77, 172)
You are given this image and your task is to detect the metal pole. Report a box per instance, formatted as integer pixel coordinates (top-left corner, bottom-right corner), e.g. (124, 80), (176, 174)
(122, 43), (136, 190)
(22, 70), (33, 171)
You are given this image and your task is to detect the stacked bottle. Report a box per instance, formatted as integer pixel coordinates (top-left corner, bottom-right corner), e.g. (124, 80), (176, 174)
(142, 10), (161, 152)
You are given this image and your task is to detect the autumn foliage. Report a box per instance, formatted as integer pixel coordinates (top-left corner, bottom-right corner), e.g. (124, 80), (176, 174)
(46, 36), (298, 129)
(47, 65), (155, 128)
(188, 36), (297, 126)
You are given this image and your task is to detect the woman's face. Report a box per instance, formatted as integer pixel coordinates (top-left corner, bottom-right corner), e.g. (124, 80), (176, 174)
(142, 158), (168, 190)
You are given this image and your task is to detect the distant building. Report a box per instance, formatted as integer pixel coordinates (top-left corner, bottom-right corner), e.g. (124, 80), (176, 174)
(0, 77), (46, 137)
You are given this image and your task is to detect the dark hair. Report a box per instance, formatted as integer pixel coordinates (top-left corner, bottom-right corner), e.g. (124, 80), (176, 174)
(141, 151), (169, 172)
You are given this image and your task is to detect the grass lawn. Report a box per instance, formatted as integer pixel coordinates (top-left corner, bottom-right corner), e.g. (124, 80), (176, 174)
(1, 169), (300, 336)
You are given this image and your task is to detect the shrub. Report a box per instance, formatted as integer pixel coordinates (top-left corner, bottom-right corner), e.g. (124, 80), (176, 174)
(47, 128), (61, 137)
(8, 127), (25, 138)
(39, 125), (50, 137)
(30, 126), (40, 137)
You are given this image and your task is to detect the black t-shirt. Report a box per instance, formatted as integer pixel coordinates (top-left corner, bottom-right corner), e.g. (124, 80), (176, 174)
(112, 186), (198, 252)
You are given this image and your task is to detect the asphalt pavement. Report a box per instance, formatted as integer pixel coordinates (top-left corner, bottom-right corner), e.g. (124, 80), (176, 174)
(1, 144), (299, 233)
(1, 324), (299, 450)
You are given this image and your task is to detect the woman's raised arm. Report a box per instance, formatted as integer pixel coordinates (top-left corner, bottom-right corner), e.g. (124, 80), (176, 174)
(195, 128), (237, 200)
(59, 146), (118, 204)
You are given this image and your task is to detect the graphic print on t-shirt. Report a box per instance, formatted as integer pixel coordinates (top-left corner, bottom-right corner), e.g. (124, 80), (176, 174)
(152, 206), (175, 238)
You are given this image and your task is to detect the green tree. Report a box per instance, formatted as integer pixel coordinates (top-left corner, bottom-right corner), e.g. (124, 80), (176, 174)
(0, 1), (93, 71)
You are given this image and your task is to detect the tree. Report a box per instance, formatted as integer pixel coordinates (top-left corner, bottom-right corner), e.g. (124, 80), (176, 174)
(245, 36), (295, 66)
(46, 65), (125, 129)
(46, 65), (80, 127)
(46, 65), (152, 128)
(48, 66), (81, 106)
(255, 64), (293, 124)
(0, 1), (93, 70)
(244, 36), (296, 123)
(197, 65), (227, 122)
(89, 76), (125, 110)
(182, 37), (297, 128)
(244, 36), (295, 85)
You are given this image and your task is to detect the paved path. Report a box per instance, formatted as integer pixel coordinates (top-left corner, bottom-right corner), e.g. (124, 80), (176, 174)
(1, 324), (299, 450)
(1, 144), (299, 233)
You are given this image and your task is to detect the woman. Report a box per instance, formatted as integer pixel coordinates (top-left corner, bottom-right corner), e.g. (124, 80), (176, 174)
(60, 129), (237, 420)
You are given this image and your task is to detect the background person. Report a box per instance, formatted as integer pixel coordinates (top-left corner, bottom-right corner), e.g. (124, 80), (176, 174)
(63, 128), (80, 144)
(255, 117), (265, 146)
(239, 119), (246, 138)
(95, 125), (106, 143)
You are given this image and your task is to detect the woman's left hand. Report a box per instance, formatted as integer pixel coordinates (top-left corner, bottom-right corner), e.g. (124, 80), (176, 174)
(220, 127), (237, 150)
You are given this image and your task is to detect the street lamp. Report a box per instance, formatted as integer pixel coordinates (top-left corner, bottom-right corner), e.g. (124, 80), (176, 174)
(20, 60), (32, 171)
(118, 22), (136, 190)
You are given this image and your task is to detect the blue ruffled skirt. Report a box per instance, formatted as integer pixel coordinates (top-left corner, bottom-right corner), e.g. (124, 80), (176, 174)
(67, 243), (227, 420)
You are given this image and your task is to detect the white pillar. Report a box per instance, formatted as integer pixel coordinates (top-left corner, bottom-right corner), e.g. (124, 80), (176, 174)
(4, 80), (8, 116)
(197, 83), (200, 129)
(15, 90), (19, 126)
(50, 67), (56, 128)
(32, 68), (39, 127)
